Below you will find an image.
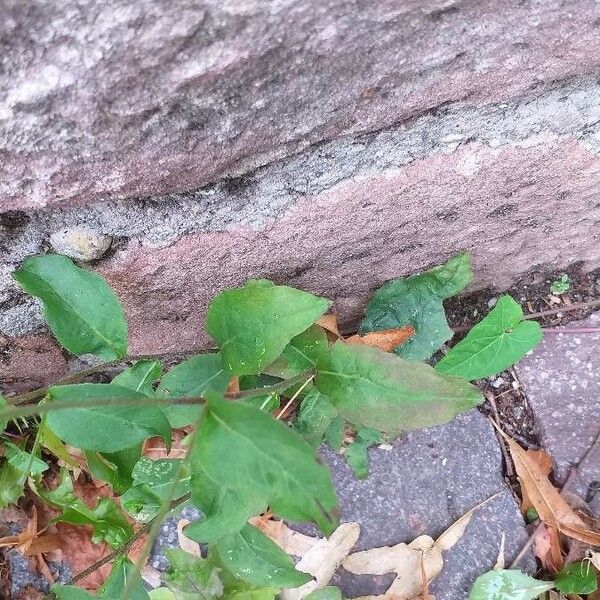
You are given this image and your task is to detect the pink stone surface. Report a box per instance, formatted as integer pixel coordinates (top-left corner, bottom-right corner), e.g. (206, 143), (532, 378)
(101, 137), (600, 356)
(0, 334), (67, 394)
(2, 0), (600, 210)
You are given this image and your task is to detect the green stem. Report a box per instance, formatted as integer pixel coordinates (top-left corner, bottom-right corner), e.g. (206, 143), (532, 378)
(9, 348), (217, 406)
(119, 433), (195, 600)
(68, 492), (191, 586)
(0, 370), (315, 421)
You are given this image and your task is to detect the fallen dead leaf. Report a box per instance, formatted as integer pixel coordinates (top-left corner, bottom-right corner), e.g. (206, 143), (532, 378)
(177, 519), (202, 557)
(495, 424), (600, 546)
(520, 449), (553, 512)
(226, 376), (240, 396)
(0, 505), (59, 558)
(533, 524), (563, 572)
(345, 325), (415, 352)
(317, 314), (341, 339)
(280, 522), (360, 600)
(249, 516), (318, 556)
(344, 493), (498, 600)
(494, 532), (506, 570)
(143, 429), (188, 460)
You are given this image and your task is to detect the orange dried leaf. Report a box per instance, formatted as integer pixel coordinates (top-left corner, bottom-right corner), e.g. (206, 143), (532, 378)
(227, 376), (240, 395)
(501, 429), (600, 546)
(345, 325), (415, 352)
(317, 314), (341, 338)
(521, 449), (554, 512)
(534, 524), (563, 573)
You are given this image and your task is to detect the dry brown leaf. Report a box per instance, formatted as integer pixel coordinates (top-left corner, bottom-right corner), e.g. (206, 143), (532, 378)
(177, 519), (202, 557)
(227, 376), (240, 395)
(0, 506), (59, 556)
(344, 535), (443, 600)
(520, 449), (553, 512)
(249, 516), (318, 556)
(280, 522), (360, 600)
(344, 493), (498, 600)
(494, 532), (506, 570)
(317, 314), (341, 338)
(533, 524), (563, 572)
(498, 426), (600, 546)
(420, 551), (432, 600)
(345, 326), (415, 352)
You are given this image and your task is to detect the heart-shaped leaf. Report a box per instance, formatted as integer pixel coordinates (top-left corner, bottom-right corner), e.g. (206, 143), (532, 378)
(435, 295), (542, 380)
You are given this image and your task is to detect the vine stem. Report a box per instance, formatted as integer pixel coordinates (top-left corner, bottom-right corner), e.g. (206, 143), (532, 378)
(68, 492), (191, 585)
(9, 349), (215, 406)
(1, 370), (315, 421)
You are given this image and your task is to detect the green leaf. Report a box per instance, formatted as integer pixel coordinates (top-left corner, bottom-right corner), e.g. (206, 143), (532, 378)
(85, 444), (142, 494)
(344, 427), (382, 479)
(323, 415), (345, 451)
(157, 353), (229, 428)
(435, 296), (543, 381)
(13, 254), (127, 360)
(469, 570), (553, 600)
(555, 561), (598, 595)
(112, 360), (163, 397)
(293, 389), (338, 447)
(46, 384), (171, 452)
(206, 279), (330, 376)
(99, 557), (149, 600)
(0, 461), (25, 507)
(4, 441), (48, 476)
(148, 590), (176, 600)
(186, 468), (265, 543)
(38, 469), (133, 548)
(360, 252), (472, 360)
(239, 374), (281, 413)
(51, 586), (96, 600)
(304, 587), (343, 600)
(266, 325), (329, 379)
(163, 548), (224, 600)
(41, 423), (80, 468)
(216, 524), (312, 588)
(316, 342), (483, 435)
(191, 393), (338, 535)
(121, 458), (190, 523)
(60, 496), (134, 548)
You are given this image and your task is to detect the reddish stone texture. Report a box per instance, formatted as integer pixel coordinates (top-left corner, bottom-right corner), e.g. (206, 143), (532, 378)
(0, 334), (67, 394)
(101, 137), (600, 356)
(2, 0), (600, 210)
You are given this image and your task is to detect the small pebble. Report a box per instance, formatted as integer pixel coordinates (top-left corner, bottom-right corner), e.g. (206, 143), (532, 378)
(487, 297), (498, 308)
(492, 376), (504, 388)
(50, 227), (112, 261)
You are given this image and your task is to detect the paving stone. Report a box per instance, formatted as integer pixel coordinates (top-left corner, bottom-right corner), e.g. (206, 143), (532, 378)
(516, 312), (600, 508)
(298, 410), (532, 600)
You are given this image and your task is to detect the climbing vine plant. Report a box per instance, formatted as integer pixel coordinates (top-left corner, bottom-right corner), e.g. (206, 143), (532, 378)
(0, 252), (542, 599)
